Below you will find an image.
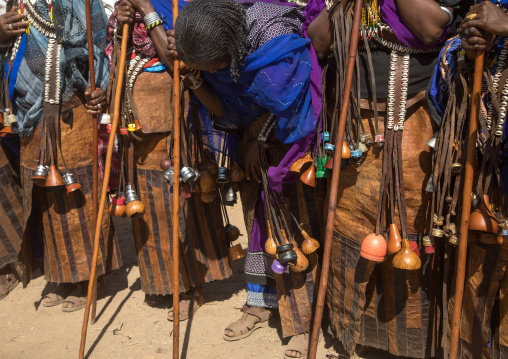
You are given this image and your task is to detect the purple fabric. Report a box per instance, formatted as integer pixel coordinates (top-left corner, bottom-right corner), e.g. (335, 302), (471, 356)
(250, 192), (268, 252)
(236, 0), (298, 5)
(266, 0), (324, 194)
(380, 0), (450, 50)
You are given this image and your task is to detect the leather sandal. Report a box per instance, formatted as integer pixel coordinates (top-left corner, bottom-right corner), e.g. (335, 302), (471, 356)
(0, 273), (19, 301)
(284, 332), (309, 359)
(223, 305), (275, 342)
(167, 287), (205, 322)
(144, 294), (170, 308)
(42, 283), (76, 307)
(61, 280), (104, 312)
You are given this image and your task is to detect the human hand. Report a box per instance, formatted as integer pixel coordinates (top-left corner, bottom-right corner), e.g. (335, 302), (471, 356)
(117, 1), (134, 28)
(126, 0), (153, 17)
(460, 25), (493, 60)
(84, 87), (106, 115)
(165, 29), (191, 72)
(244, 139), (262, 183)
(458, 2), (508, 37)
(0, 7), (28, 44)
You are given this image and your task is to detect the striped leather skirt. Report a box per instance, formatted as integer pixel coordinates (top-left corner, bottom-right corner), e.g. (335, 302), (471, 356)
(0, 140), (24, 270)
(132, 132), (232, 296)
(450, 236), (508, 359)
(20, 105), (122, 283)
(328, 97), (439, 358)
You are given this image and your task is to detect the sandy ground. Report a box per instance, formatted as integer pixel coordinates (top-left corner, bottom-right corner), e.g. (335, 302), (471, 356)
(0, 202), (398, 359)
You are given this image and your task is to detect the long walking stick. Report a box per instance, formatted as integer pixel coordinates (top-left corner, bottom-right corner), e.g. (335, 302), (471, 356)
(172, 0), (181, 357)
(308, 1), (363, 358)
(78, 24), (130, 359)
(449, 53), (484, 359)
(84, 0), (99, 325)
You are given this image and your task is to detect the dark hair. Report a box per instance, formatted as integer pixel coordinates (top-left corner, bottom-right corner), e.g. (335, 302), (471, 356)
(175, 0), (248, 78)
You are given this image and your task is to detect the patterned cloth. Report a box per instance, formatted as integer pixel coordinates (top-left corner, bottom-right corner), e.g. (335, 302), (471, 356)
(244, 2), (304, 54)
(8, 0), (110, 137)
(246, 283), (278, 308)
(105, 0), (187, 65)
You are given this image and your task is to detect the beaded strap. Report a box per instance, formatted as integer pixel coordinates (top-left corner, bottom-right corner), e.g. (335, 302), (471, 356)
(487, 38), (508, 136)
(386, 51), (409, 132)
(257, 114), (276, 142)
(44, 37), (62, 104)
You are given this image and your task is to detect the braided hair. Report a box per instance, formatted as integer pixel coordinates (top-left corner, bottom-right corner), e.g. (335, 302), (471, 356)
(175, 0), (248, 79)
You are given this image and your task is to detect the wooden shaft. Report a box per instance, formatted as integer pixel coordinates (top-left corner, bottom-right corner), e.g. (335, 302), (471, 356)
(79, 24), (130, 359)
(172, 1), (180, 358)
(84, 0), (99, 324)
(449, 53), (483, 359)
(308, 1), (363, 358)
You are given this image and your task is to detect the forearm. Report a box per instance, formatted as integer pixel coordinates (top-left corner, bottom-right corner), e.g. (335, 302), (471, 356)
(186, 81), (225, 118)
(135, 1), (172, 68)
(395, 0), (451, 45)
(307, 7), (333, 60)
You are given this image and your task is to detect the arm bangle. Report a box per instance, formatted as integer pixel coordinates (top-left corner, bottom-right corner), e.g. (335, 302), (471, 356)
(440, 6), (453, 26)
(146, 19), (163, 31)
(185, 69), (204, 90)
(143, 12), (162, 27)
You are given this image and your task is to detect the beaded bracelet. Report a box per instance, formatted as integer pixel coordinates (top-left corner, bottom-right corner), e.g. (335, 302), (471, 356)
(185, 69), (204, 90)
(146, 19), (163, 31)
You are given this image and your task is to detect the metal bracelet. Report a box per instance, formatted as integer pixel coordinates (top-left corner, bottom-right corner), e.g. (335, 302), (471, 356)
(143, 12), (161, 27)
(440, 6), (453, 26)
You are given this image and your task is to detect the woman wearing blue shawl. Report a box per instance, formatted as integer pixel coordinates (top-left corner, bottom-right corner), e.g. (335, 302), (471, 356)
(428, 1), (508, 356)
(168, 1), (323, 357)
(0, 0), (122, 312)
(107, 0), (233, 320)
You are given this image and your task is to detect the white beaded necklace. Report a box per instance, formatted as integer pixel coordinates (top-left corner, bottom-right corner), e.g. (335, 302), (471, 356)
(386, 50), (410, 132)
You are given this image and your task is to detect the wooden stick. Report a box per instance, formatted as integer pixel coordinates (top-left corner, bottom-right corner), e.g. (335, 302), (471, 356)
(308, 1), (363, 358)
(172, 0), (181, 358)
(79, 24), (130, 359)
(449, 53), (483, 359)
(84, 0), (99, 325)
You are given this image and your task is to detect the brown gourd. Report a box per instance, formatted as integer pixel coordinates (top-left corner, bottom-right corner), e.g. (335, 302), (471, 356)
(264, 220), (277, 255)
(301, 229), (320, 254)
(45, 165), (65, 188)
(469, 195), (499, 234)
(126, 200), (145, 219)
(387, 223), (402, 254)
(300, 165), (316, 187)
(392, 239), (421, 270)
(199, 169), (216, 193)
(281, 230), (308, 272)
(289, 152), (313, 174)
(201, 191), (217, 203)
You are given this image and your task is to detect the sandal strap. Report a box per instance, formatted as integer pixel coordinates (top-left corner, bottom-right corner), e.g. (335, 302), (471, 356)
(244, 305), (273, 322)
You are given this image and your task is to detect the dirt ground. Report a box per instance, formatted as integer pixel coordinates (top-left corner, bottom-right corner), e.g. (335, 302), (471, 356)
(0, 202), (397, 359)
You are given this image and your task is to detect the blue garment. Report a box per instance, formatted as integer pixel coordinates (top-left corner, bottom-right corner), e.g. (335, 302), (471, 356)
(7, 0), (110, 137)
(428, 36), (461, 123)
(246, 283), (278, 308)
(202, 34), (315, 145)
(151, 0), (187, 31)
